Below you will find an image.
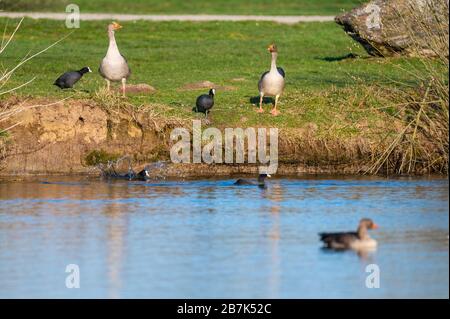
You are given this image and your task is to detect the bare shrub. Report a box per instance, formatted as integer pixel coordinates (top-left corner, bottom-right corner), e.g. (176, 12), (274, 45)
(0, 18), (71, 168)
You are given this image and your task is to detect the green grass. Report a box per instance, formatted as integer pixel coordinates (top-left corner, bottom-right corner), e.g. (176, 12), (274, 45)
(2, 0), (362, 15)
(0, 18), (424, 136)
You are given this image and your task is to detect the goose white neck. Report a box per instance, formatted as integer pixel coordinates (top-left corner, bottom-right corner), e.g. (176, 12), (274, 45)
(106, 30), (121, 58)
(357, 225), (370, 239)
(270, 52), (278, 72)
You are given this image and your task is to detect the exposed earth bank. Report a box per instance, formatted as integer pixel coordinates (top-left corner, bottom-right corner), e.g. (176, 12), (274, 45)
(0, 97), (400, 177)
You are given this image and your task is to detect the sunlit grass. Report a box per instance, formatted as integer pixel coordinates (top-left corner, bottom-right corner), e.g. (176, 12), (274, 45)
(1, 0), (362, 15)
(0, 18), (428, 138)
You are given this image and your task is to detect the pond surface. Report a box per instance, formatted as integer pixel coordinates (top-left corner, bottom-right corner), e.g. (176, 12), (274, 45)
(0, 175), (448, 298)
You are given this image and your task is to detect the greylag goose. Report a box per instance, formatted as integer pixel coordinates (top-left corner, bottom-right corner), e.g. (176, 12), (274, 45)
(54, 67), (92, 89)
(258, 44), (285, 116)
(234, 173), (271, 188)
(194, 88), (215, 119)
(319, 218), (378, 250)
(99, 22), (131, 97)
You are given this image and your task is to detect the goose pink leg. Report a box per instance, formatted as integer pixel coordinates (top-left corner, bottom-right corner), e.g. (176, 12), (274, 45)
(121, 78), (126, 97)
(271, 95), (281, 116)
(257, 93), (264, 113)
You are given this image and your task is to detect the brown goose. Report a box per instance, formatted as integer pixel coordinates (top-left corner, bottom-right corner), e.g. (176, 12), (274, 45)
(99, 22), (131, 97)
(257, 43), (285, 116)
(319, 218), (378, 250)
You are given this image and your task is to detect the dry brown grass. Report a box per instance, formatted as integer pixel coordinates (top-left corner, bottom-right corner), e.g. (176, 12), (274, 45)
(0, 19), (73, 170)
(366, 0), (449, 175)
(93, 87), (188, 133)
(1, 18), (72, 133)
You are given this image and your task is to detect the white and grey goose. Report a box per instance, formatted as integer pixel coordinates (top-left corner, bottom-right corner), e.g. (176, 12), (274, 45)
(99, 22), (131, 97)
(258, 44), (285, 116)
(319, 218), (379, 250)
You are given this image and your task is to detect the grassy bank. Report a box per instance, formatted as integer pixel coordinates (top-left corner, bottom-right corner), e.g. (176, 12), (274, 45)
(0, 19), (425, 132)
(1, 0), (362, 15)
(0, 18), (447, 175)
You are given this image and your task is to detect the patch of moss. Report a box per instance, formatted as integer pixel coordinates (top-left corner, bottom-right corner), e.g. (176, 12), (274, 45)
(85, 150), (119, 166)
(0, 130), (10, 139)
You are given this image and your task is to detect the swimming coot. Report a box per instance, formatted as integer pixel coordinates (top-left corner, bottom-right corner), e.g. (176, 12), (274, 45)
(135, 168), (150, 181)
(234, 173), (271, 188)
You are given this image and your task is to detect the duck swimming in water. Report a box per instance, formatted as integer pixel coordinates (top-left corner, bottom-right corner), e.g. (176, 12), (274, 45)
(319, 218), (379, 250)
(234, 173), (271, 188)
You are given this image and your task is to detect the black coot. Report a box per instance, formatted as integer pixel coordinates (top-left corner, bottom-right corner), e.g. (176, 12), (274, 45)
(106, 167), (149, 181)
(135, 168), (150, 181)
(194, 88), (215, 119)
(54, 67), (92, 89)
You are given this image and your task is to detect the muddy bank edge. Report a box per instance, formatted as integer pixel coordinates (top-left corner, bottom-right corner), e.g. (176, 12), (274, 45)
(1, 98), (388, 177)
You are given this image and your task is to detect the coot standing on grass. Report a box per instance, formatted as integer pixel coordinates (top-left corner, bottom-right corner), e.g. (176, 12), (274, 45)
(234, 173), (271, 188)
(194, 88), (215, 120)
(319, 218), (379, 250)
(53, 67), (92, 89)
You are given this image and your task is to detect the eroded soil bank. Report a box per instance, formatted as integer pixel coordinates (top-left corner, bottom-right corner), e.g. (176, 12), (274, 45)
(0, 97), (393, 177)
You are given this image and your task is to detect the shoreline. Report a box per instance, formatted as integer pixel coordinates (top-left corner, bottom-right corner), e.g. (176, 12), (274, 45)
(0, 163), (370, 178)
(1, 167), (446, 180)
(0, 98), (376, 177)
(0, 97), (446, 177)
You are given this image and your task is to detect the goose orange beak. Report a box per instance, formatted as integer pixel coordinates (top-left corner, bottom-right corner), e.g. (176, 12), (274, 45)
(267, 44), (277, 53)
(372, 223), (379, 229)
(112, 22), (123, 30)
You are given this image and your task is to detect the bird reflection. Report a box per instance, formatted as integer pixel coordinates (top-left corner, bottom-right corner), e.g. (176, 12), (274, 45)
(320, 246), (377, 261)
(266, 182), (284, 297)
(104, 184), (128, 299)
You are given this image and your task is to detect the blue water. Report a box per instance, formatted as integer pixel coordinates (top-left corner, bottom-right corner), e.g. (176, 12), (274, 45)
(0, 176), (448, 298)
